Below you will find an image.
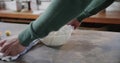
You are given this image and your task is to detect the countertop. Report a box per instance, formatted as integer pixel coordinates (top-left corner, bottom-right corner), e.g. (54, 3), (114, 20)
(0, 22), (120, 63)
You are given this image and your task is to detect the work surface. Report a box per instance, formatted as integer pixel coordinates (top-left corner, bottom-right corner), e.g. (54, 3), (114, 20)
(0, 22), (120, 63)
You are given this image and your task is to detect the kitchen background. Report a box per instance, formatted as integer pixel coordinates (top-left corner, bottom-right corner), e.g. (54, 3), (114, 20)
(0, 0), (120, 32)
(0, 0), (51, 12)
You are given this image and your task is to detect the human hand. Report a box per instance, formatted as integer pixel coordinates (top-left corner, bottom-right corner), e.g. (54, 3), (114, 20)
(0, 35), (26, 56)
(67, 19), (81, 29)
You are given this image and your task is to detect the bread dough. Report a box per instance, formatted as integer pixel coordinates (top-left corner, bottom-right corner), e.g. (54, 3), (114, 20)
(41, 25), (74, 46)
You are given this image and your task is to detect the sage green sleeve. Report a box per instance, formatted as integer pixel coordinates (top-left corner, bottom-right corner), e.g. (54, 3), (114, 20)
(18, 0), (114, 46)
(77, 0), (114, 21)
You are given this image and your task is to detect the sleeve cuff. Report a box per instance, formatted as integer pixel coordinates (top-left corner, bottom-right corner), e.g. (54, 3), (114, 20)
(18, 22), (38, 46)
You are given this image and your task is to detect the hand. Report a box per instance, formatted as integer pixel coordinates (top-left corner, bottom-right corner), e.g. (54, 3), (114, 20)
(0, 35), (26, 56)
(67, 19), (81, 29)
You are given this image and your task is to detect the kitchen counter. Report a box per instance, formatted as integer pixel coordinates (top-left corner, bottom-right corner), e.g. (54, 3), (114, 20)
(0, 22), (120, 63)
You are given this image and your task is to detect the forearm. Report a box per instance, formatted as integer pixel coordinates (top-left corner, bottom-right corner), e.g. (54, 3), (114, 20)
(18, 0), (92, 46)
(77, 0), (114, 22)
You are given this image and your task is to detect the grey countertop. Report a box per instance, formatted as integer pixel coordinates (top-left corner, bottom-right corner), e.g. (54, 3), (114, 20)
(0, 22), (120, 63)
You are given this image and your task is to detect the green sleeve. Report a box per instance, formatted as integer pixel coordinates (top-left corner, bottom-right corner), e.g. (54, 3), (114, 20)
(18, 0), (113, 46)
(77, 0), (114, 22)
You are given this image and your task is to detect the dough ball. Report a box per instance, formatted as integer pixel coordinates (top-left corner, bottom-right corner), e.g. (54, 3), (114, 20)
(41, 25), (74, 46)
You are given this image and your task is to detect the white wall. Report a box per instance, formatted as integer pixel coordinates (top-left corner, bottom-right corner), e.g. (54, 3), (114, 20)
(106, 1), (120, 11)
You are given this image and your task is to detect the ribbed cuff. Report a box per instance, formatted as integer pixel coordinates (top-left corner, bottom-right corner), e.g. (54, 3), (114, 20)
(18, 22), (38, 46)
(77, 11), (91, 22)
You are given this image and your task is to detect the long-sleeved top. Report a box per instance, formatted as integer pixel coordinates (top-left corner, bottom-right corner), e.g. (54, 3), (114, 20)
(18, 0), (114, 46)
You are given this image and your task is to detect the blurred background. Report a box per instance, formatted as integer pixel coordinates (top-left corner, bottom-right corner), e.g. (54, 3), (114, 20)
(0, 0), (120, 32)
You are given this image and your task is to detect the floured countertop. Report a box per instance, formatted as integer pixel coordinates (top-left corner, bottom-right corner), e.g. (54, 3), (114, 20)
(0, 22), (120, 63)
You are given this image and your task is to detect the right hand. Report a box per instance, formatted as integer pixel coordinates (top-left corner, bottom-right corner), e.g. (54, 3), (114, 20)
(67, 19), (81, 29)
(0, 35), (26, 56)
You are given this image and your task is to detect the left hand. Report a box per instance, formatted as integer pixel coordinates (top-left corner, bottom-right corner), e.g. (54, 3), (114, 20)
(0, 35), (26, 56)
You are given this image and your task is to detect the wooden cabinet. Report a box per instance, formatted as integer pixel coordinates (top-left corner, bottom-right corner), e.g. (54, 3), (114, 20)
(0, 10), (38, 23)
(0, 10), (120, 24)
(84, 11), (120, 24)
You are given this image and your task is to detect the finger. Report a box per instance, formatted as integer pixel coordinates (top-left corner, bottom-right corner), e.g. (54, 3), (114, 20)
(1, 43), (12, 53)
(4, 47), (11, 56)
(0, 40), (6, 47)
